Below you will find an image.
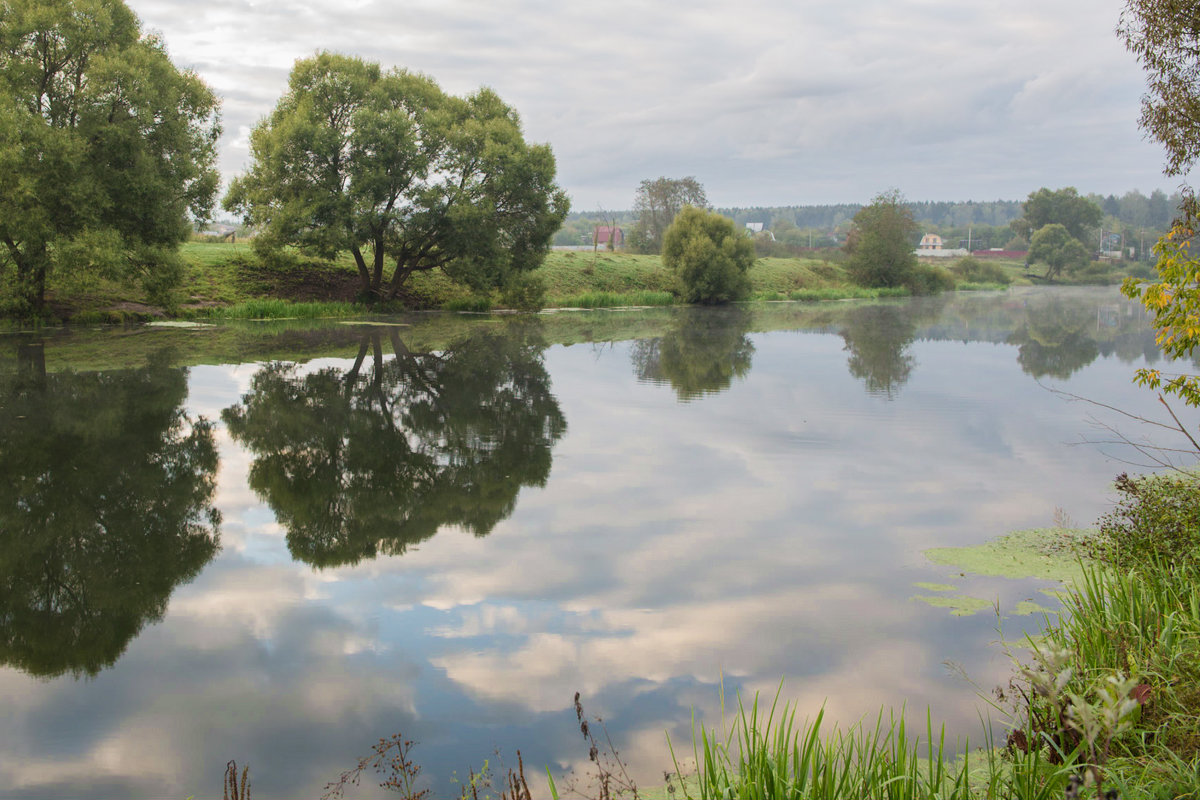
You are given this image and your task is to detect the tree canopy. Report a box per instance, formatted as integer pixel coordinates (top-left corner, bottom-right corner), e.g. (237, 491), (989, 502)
(845, 189), (918, 289)
(224, 53), (569, 301)
(1119, 0), (1200, 176)
(630, 176), (709, 254)
(661, 206), (754, 304)
(1020, 187), (1103, 243)
(0, 0), (220, 314)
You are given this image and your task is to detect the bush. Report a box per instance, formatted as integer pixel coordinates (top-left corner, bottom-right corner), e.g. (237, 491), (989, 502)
(906, 263), (956, 295)
(950, 256), (1011, 285)
(662, 207), (754, 304)
(1097, 472), (1200, 570)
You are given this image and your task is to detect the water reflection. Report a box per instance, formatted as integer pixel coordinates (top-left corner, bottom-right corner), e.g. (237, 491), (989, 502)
(0, 344), (220, 678)
(223, 326), (566, 568)
(1009, 297), (1101, 379)
(838, 303), (925, 399)
(630, 306), (754, 401)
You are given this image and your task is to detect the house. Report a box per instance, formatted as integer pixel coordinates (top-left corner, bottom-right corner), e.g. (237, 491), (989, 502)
(745, 222), (764, 234)
(594, 226), (623, 249)
(917, 233), (943, 251)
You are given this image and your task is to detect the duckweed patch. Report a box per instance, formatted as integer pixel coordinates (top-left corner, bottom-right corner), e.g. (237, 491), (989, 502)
(924, 527), (1097, 584)
(910, 593), (993, 616)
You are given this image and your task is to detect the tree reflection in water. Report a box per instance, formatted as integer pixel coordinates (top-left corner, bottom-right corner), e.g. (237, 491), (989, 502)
(1009, 297), (1101, 380)
(0, 344), (220, 678)
(223, 325), (566, 568)
(630, 306), (754, 401)
(839, 304), (920, 399)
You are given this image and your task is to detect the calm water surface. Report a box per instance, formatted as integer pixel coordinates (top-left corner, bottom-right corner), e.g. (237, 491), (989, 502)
(1, 287), (1194, 798)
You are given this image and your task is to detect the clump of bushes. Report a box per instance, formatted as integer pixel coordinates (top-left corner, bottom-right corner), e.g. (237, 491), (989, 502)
(951, 256), (1011, 285)
(907, 263), (956, 294)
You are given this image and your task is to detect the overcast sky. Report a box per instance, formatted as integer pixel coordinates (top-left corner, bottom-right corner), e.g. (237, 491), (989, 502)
(132, 0), (1187, 211)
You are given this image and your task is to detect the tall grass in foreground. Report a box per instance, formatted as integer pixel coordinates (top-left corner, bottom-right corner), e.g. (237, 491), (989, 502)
(667, 685), (1076, 800)
(194, 299), (362, 319)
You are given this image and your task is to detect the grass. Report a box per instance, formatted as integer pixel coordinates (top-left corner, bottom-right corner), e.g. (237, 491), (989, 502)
(191, 299), (364, 320)
(555, 290), (676, 308)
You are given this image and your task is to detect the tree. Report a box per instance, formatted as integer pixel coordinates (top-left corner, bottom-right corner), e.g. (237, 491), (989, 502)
(1028, 224), (1091, 280)
(1019, 187), (1103, 242)
(661, 206), (754, 304)
(630, 176), (708, 254)
(224, 52), (569, 301)
(1118, 0), (1200, 176)
(844, 189), (918, 288)
(0, 0), (220, 314)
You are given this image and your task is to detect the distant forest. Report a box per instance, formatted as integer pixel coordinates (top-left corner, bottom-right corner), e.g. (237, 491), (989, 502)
(556, 189), (1183, 250)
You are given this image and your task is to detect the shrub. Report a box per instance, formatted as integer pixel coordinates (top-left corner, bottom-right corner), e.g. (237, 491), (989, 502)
(662, 207), (754, 304)
(1096, 472), (1200, 570)
(906, 263), (956, 295)
(951, 256), (1011, 285)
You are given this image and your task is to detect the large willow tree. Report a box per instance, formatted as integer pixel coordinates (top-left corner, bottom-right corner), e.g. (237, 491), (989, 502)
(0, 0), (220, 314)
(225, 53), (569, 301)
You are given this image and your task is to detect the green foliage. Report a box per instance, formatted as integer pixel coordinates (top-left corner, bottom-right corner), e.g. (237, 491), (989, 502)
(224, 52), (569, 302)
(1122, 193), (1200, 406)
(908, 263), (957, 295)
(661, 206), (754, 304)
(499, 272), (547, 311)
(1096, 472), (1200, 571)
(845, 189), (919, 289)
(1119, 0), (1200, 176)
(629, 176), (708, 254)
(1020, 188), (1103, 242)
(0, 0), (220, 314)
(1028, 224), (1091, 280)
(951, 256), (1011, 285)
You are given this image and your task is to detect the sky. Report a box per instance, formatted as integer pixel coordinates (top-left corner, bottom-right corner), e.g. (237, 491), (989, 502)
(130, 0), (1189, 212)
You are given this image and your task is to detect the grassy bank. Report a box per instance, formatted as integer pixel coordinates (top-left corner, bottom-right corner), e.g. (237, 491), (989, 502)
(17, 243), (1038, 323)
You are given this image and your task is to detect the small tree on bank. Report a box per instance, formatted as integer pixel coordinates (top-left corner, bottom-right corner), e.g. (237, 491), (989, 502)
(224, 53), (569, 302)
(1028, 223), (1090, 280)
(662, 207), (754, 304)
(845, 190), (918, 288)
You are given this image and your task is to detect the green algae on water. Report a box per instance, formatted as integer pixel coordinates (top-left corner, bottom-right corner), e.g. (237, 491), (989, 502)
(924, 527), (1096, 584)
(913, 582), (958, 592)
(909, 593), (993, 616)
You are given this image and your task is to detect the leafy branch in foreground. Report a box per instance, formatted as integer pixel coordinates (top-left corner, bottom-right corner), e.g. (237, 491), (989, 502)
(1122, 191), (1200, 410)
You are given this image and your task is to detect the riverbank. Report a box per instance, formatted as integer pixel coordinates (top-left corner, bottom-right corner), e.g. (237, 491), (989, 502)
(20, 242), (1031, 324)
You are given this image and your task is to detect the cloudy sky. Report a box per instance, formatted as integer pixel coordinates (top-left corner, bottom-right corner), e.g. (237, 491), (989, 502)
(131, 0), (1186, 211)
